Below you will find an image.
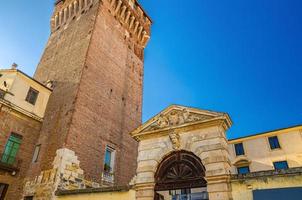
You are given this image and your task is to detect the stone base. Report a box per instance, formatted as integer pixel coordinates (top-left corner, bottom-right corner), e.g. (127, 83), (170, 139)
(23, 148), (100, 200)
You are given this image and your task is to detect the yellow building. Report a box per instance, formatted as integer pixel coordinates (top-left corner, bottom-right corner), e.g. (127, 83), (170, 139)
(54, 105), (302, 200)
(0, 68), (52, 119)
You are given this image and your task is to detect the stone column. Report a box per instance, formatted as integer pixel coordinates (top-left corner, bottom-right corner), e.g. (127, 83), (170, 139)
(193, 130), (233, 200)
(135, 183), (155, 200)
(207, 175), (233, 200)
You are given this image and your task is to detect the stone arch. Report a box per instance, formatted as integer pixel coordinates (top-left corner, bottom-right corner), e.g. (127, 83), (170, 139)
(154, 150), (207, 191)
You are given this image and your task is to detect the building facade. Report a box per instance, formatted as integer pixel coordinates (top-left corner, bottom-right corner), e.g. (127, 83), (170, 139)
(0, 69), (52, 200)
(55, 105), (302, 200)
(1, 0), (152, 199)
(1, 0), (302, 200)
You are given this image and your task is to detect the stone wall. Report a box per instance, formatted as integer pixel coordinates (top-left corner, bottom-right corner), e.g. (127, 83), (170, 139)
(134, 125), (233, 200)
(0, 104), (42, 200)
(23, 148), (99, 200)
(56, 187), (135, 200)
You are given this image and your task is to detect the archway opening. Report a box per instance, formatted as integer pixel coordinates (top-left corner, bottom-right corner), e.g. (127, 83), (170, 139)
(154, 150), (208, 200)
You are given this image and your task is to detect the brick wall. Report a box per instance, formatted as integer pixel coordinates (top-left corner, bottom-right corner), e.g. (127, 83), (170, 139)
(64, 2), (144, 184)
(29, 0), (150, 188)
(29, 1), (100, 178)
(0, 105), (42, 200)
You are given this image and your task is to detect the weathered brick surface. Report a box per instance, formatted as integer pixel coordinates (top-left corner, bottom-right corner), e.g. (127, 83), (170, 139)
(29, 1), (100, 178)
(26, 0), (150, 190)
(0, 106), (42, 200)
(65, 2), (144, 184)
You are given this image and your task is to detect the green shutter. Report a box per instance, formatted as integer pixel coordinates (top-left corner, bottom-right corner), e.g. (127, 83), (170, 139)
(1, 134), (22, 165)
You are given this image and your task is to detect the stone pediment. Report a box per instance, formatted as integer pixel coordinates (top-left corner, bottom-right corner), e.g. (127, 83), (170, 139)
(131, 105), (231, 139)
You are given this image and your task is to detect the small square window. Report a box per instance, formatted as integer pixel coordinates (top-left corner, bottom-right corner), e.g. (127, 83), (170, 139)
(268, 136), (281, 150)
(235, 143), (245, 156)
(237, 166), (250, 174)
(25, 87), (39, 105)
(273, 161), (288, 170)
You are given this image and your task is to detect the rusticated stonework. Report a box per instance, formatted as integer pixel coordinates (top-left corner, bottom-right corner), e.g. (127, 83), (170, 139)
(23, 148), (100, 200)
(131, 105), (233, 200)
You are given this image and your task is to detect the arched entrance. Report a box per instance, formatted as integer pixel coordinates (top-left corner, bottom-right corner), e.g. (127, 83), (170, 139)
(154, 150), (208, 200)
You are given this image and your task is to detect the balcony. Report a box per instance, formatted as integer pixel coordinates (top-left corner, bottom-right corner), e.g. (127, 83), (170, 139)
(0, 153), (21, 172)
(101, 171), (114, 185)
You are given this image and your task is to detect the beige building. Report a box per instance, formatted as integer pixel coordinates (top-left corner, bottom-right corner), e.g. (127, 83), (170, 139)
(0, 67), (52, 200)
(52, 105), (302, 200)
(0, 68), (52, 119)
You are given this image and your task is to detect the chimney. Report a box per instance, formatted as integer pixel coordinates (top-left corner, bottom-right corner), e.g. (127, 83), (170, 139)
(11, 63), (18, 70)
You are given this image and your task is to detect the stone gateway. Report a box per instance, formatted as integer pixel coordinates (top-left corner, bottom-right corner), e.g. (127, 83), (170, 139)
(0, 0), (302, 200)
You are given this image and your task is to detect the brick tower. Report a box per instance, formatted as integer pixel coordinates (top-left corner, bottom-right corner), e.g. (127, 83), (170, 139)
(23, 0), (151, 198)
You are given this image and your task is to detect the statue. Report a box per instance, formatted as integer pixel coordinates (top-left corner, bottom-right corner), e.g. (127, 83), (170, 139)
(169, 130), (181, 150)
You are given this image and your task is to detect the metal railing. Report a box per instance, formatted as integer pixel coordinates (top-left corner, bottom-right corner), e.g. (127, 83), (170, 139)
(102, 171), (114, 183)
(172, 192), (209, 200)
(0, 153), (21, 171)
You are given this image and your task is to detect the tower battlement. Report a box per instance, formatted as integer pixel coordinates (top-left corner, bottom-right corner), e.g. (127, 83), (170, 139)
(52, 0), (151, 46)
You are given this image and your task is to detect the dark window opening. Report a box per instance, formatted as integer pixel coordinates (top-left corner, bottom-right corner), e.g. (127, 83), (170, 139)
(235, 143), (245, 156)
(24, 196), (34, 200)
(268, 136), (281, 150)
(32, 145), (41, 163)
(25, 87), (39, 105)
(273, 161), (289, 170)
(237, 166), (250, 174)
(0, 89), (5, 99)
(0, 183), (8, 200)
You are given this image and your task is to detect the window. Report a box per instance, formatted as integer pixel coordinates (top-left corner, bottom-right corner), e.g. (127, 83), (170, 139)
(235, 143), (245, 156)
(0, 184), (8, 200)
(268, 136), (281, 150)
(273, 161), (288, 170)
(0, 89), (5, 99)
(24, 196), (34, 200)
(237, 166), (250, 174)
(1, 133), (22, 165)
(25, 87), (39, 105)
(32, 145), (41, 163)
(103, 146), (115, 173)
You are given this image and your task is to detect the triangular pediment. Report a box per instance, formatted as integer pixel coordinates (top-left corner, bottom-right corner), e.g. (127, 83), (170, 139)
(131, 105), (231, 138)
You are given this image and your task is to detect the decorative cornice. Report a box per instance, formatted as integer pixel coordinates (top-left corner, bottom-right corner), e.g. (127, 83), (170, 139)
(56, 185), (132, 196)
(231, 167), (302, 181)
(0, 99), (43, 122)
(131, 105), (232, 141)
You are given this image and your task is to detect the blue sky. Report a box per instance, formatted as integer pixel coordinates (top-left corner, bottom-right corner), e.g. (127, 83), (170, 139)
(0, 0), (301, 139)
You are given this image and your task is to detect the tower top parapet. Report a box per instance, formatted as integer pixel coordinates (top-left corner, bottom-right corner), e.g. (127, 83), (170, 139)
(52, 0), (151, 47)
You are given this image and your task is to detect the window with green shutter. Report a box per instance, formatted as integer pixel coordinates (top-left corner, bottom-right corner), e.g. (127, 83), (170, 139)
(1, 133), (22, 165)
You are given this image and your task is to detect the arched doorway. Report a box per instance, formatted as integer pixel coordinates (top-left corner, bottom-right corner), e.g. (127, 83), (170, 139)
(154, 150), (208, 200)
